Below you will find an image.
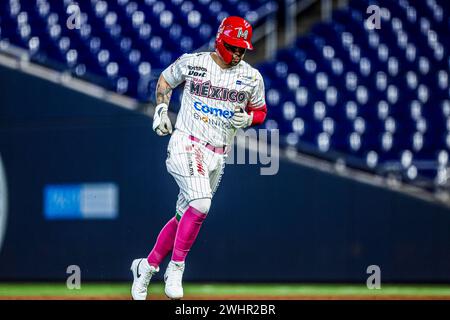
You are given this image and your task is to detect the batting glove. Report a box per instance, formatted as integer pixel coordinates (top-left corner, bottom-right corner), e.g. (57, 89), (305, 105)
(153, 103), (173, 136)
(230, 108), (253, 129)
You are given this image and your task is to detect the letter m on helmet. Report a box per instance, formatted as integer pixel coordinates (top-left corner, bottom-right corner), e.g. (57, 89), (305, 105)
(236, 27), (248, 40)
(215, 16), (254, 64)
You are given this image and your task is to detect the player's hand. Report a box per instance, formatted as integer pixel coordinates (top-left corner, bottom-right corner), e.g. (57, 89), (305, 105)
(153, 103), (173, 136)
(230, 107), (253, 129)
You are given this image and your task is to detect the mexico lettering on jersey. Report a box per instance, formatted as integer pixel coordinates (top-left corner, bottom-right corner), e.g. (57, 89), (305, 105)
(162, 52), (266, 147)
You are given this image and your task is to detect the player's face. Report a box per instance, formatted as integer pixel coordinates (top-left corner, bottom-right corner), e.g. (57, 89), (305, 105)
(224, 42), (246, 66)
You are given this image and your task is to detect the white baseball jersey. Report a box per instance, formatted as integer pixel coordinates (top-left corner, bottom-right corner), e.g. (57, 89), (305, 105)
(166, 129), (226, 216)
(162, 52), (266, 147)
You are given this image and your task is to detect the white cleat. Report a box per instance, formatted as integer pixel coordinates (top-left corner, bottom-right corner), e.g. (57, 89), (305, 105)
(130, 258), (159, 300)
(164, 260), (185, 300)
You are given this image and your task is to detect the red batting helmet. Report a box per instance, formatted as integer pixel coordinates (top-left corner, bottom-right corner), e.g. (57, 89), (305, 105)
(215, 16), (253, 64)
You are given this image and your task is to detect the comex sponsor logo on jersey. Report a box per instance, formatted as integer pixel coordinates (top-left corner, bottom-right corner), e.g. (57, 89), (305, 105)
(194, 101), (234, 119)
(193, 101), (234, 129)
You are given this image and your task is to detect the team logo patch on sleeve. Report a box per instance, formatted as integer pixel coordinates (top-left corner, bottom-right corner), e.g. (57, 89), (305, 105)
(235, 78), (256, 87)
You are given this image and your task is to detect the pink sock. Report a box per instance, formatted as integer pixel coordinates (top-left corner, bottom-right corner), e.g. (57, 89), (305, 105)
(171, 206), (207, 262)
(147, 217), (179, 268)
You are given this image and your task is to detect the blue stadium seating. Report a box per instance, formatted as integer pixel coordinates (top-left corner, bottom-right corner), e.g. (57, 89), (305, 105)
(259, 0), (450, 188)
(0, 0), (273, 101)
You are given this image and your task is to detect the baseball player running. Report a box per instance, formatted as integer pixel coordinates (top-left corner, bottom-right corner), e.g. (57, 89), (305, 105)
(131, 16), (267, 300)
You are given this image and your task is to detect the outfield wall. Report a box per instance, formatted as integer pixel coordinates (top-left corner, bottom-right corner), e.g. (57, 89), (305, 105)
(1, 65), (450, 282)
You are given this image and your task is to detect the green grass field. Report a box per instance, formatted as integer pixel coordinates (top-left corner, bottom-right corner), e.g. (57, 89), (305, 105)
(1, 283), (450, 299)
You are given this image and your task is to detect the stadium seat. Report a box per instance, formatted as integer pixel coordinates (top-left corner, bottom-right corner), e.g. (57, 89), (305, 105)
(0, 0), (275, 101)
(0, 0), (448, 189)
(255, 0), (450, 188)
